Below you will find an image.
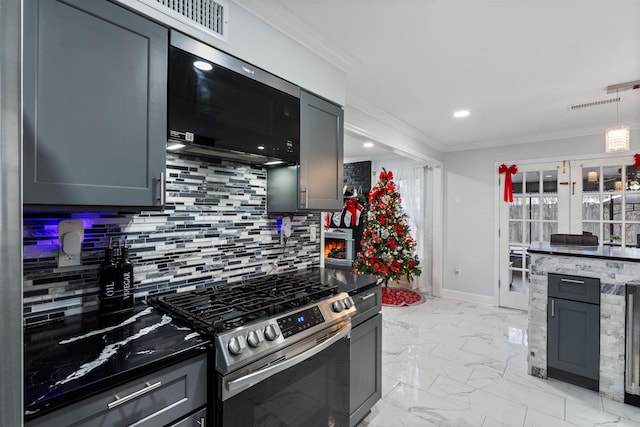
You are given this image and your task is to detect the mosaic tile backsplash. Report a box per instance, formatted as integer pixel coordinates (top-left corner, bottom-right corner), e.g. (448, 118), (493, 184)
(23, 154), (321, 327)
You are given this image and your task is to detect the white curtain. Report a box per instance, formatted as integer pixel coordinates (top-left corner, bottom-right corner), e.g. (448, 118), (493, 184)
(396, 166), (429, 293)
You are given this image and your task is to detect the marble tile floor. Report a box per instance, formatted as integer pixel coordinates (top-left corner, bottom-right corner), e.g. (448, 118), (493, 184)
(357, 295), (640, 427)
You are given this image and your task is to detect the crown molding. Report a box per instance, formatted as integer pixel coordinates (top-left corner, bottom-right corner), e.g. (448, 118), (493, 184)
(445, 119), (640, 152)
(346, 92), (448, 153)
(231, 0), (360, 72)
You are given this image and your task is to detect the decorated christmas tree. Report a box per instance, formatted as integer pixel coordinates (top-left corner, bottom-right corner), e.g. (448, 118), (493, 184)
(353, 169), (421, 285)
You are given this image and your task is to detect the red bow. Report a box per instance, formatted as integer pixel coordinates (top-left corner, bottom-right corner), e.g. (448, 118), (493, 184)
(499, 164), (518, 202)
(379, 170), (393, 181)
(634, 154), (640, 168)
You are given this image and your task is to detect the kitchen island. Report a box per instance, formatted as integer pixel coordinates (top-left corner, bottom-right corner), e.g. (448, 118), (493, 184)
(528, 242), (640, 403)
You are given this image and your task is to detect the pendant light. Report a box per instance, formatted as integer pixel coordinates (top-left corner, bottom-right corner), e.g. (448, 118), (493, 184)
(605, 89), (630, 153)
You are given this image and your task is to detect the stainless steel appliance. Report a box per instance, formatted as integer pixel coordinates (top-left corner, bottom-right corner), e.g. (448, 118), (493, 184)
(152, 271), (356, 426)
(626, 283), (640, 406)
(168, 31), (301, 165)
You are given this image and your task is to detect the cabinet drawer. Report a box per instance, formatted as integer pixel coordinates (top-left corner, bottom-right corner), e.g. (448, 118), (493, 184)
(27, 354), (207, 427)
(548, 273), (600, 304)
(351, 286), (381, 327)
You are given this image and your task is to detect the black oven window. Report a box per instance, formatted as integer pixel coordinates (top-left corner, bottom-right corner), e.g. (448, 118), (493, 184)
(218, 336), (350, 427)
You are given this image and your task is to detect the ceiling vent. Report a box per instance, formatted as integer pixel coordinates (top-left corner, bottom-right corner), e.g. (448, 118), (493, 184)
(569, 98), (619, 111)
(149, 0), (227, 41)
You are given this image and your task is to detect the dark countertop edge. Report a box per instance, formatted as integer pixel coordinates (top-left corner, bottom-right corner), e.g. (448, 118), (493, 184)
(528, 244), (640, 262)
(24, 340), (210, 422)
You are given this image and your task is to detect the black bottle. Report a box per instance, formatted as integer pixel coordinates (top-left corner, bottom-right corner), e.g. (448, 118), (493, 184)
(118, 246), (135, 312)
(99, 247), (119, 315)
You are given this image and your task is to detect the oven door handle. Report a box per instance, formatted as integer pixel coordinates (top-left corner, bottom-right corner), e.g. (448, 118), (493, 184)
(226, 324), (351, 394)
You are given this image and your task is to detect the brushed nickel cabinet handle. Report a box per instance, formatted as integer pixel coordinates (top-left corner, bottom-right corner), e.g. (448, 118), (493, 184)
(361, 292), (376, 301)
(107, 381), (162, 409)
(560, 278), (584, 284)
(158, 171), (166, 205)
(627, 293), (634, 389)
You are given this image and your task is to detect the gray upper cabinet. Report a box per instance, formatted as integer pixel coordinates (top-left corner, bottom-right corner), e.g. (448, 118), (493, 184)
(268, 90), (344, 212)
(24, 0), (167, 209)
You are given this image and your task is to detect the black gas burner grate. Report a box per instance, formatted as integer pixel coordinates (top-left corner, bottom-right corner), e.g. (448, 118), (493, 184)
(151, 271), (337, 335)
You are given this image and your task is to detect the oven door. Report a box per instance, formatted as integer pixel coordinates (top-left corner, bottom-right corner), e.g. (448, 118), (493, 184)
(216, 324), (351, 427)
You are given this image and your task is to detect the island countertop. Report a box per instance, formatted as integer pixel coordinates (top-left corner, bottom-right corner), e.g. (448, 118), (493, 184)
(528, 241), (640, 262)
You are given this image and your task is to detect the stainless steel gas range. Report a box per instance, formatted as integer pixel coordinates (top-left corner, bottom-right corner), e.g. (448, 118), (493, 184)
(152, 270), (356, 427)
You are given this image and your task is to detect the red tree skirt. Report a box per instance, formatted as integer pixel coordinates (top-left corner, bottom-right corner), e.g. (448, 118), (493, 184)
(381, 287), (422, 306)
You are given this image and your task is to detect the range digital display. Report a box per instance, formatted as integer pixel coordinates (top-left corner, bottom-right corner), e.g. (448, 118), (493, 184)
(277, 306), (325, 338)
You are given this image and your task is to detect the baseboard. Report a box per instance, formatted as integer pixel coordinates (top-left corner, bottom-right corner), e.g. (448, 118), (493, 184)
(441, 288), (495, 306)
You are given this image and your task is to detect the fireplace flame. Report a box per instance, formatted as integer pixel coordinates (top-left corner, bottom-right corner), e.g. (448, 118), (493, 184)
(324, 239), (346, 259)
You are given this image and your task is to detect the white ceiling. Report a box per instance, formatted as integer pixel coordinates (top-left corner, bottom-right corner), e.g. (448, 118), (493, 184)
(238, 0), (640, 158)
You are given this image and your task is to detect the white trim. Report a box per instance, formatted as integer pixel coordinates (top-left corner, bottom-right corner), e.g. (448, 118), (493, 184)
(344, 122), (443, 169)
(347, 93), (447, 153)
(441, 289), (495, 307)
(430, 167), (443, 298)
(445, 119), (640, 153)
(230, 0), (360, 72)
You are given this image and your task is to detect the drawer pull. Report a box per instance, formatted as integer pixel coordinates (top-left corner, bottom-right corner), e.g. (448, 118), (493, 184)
(360, 292), (376, 301)
(108, 381), (162, 409)
(197, 417), (206, 427)
(560, 278), (584, 284)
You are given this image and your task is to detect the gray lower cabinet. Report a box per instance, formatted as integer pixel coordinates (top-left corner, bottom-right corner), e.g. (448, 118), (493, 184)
(267, 90), (344, 212)
(350, 312), (382, 427)
(547, 273), (600, 390)
(24, 0), (167, 209)
(26, 354), (207, 427)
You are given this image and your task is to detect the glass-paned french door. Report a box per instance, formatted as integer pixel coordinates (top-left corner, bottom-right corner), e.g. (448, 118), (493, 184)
(499, 161), (569, 310)
(500, 158), (640, 310)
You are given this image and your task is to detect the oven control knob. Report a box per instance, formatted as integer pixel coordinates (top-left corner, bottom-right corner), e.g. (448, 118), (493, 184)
(247, 330), (262, 348)
(331, 300), (345, 313)
(343, 297), (353, 309)
(228, 336), (246, 355)
(264, 324), (280, 341)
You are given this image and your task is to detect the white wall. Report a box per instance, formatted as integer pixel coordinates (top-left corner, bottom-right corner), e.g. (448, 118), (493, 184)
(115, 0), (346, 105)
(443, 130), (640, 302)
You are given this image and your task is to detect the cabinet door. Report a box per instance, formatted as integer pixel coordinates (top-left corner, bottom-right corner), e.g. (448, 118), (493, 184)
(350, 313), (382, 427)
(299, 90), (344, 211)
(548, 298), (600, 381)
(24, 0), (167, 208)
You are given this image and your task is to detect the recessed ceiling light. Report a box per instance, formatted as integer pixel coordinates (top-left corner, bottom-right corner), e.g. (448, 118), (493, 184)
(257, 145), (265, 150)
(264, 160), (284, 166)
(193, 60), (213, 71)
(363, 142), (374, 148)
(453, 110), (470, 118)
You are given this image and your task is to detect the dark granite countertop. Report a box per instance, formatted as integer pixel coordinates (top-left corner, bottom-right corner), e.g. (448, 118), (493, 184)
(24, 302), (210, 421)
(528, 241), (640, 261)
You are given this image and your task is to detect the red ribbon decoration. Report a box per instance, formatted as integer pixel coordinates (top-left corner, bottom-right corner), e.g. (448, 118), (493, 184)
(499, 164), (518, 202)
(634, 154), (640, 168)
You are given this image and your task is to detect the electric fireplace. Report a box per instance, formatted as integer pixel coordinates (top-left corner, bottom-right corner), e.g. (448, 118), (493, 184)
(324, 228), (355, 269)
